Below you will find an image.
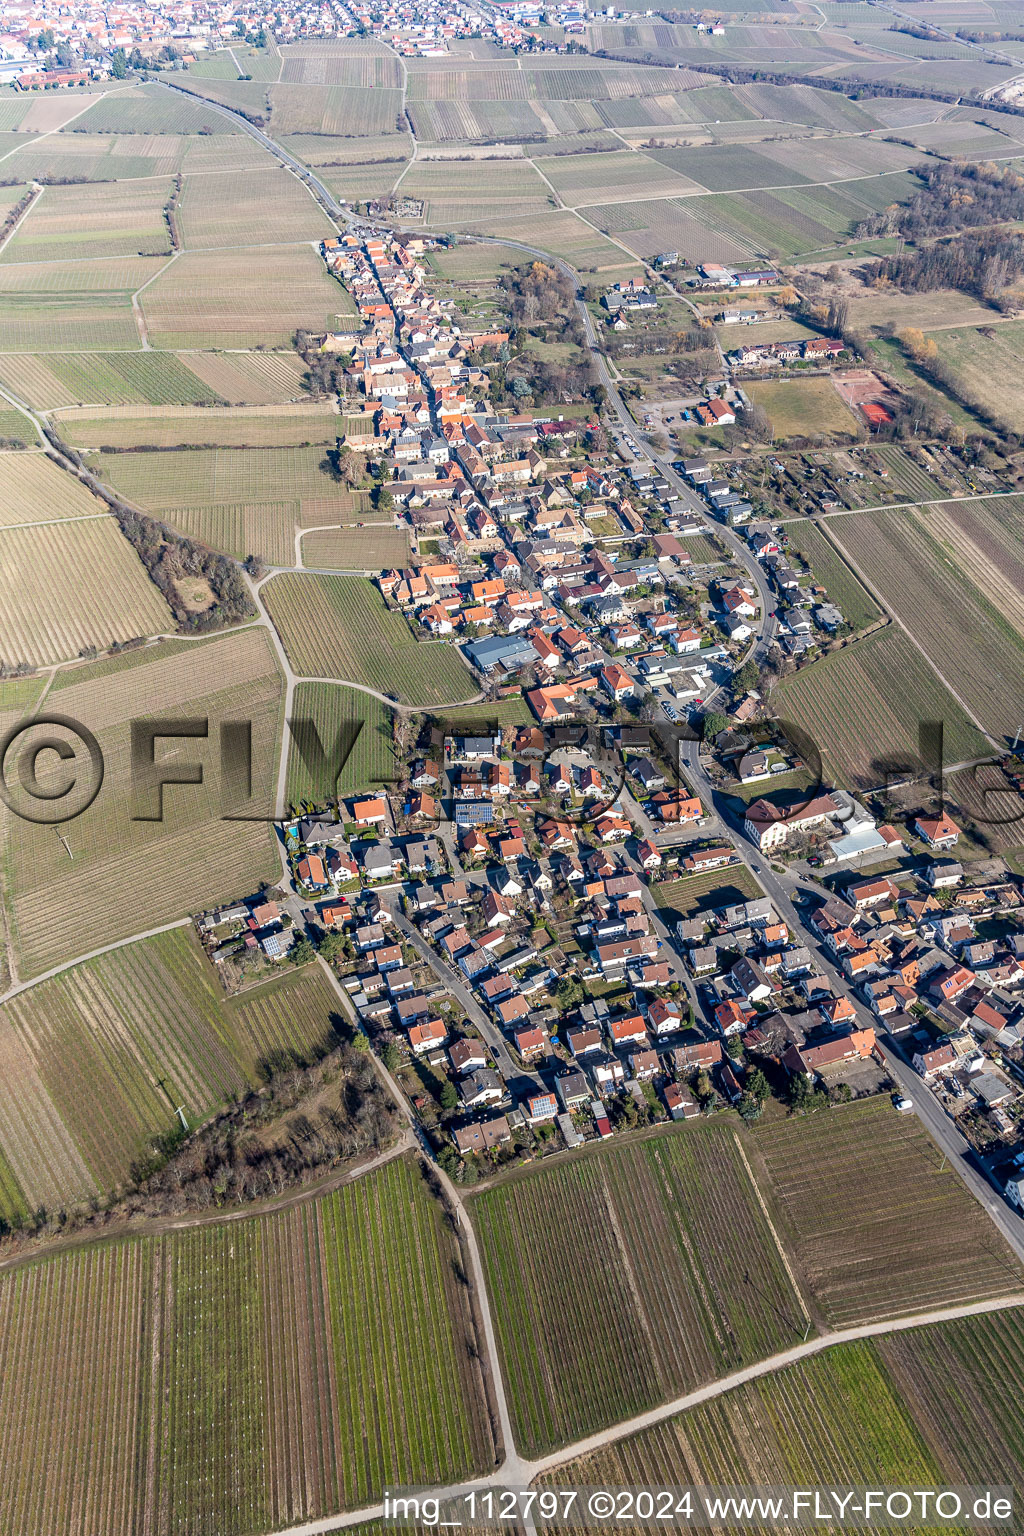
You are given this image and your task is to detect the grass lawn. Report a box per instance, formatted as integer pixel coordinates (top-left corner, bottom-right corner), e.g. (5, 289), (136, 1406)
(747, 377), (859, 441)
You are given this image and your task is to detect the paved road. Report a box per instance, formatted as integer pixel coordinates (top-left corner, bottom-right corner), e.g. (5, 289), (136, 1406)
(388, 903), (542, 1092)
(260, 1289), (1024, 1536)
(160, 57), (1024, 1280)
(156, 79), (359, 225)
(677, 733), (1024, 1263)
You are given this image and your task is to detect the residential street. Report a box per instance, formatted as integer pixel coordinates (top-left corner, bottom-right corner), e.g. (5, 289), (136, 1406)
(388, 902), (542, 1093)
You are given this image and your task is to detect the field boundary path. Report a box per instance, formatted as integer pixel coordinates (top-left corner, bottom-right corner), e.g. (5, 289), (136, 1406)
(259, 1292), (1024, 1536)
(823, 513), (1001, 753)
(2, 76), (1020, 1536)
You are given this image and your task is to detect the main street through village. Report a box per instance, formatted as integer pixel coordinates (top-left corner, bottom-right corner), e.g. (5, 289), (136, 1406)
(148, 68), (1024, 1273)
(0, 69), (1009, 1536)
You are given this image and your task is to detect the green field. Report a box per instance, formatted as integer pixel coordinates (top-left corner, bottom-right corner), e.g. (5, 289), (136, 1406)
(924, 321), (1024, 435)
(775, 624), (989, 789)
(74, 84), (239, 133)
(470, 1123), (808, 1456)
(286, 681), (397, 803)
(543, 1333), (950, 1511)
(263, 572), (477, 706)
(0, 932), (344, 1216)
(0, 1155), (493, 1534)
(832, 502), (1024, 743)
(747, 378), (859, 442)
(784, 519), (880, 631)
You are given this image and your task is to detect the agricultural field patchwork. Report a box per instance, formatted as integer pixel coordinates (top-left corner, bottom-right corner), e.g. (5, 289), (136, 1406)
(775, 624), (989, 789)
(73, 84), (240, 133)
(471, 1123), (808, 1456)
(0, 1156), (493, 1534)
(263, 572), (477, 705)
(543, 1328), (980, 1510)
(0, 515), (172, 667)
(0, 934), (344, 1214)
(3, 629), (282, 977)
(830, 502), (1024, 742)
(752, 1100), (1023, 1327)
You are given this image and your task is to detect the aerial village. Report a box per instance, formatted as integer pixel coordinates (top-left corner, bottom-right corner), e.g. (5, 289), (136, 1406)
(193, 222), (1024, 1210)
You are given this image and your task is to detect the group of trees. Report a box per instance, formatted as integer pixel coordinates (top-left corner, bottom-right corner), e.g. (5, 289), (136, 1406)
(500, 259), (576, 327)
(117, 507), (256, 630)
(859, 160), (1024, 244)
(867, 225), (1024, 306)
(0, 1039), (398, 1241)
(294, 328), (351, 398)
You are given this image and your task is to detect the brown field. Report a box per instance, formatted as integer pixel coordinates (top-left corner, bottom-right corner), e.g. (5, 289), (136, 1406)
(752, 1098), (1023, 1327)
(473, 210), (642, 274)
(54, 402), (340, 450)
(0, 516), (172, 666)
(1, 180), (174, 264)
(140, 245), (349, 349)
(177, 166), (333, 249)
(0, 451), (104, 526)
(2, 628), (282, 977)
(179, 349), (309, 404)
(300, 525), (411, 569)
(830, 502), (1024, 742)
